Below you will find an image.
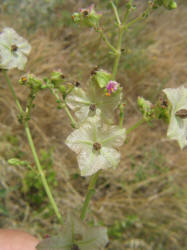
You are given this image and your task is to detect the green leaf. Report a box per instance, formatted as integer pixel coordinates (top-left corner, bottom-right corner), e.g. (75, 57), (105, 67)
(93, 70), (112, 88)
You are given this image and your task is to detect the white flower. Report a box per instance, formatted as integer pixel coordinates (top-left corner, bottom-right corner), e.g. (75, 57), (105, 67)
(66, 80), (122, 123)
(36, 214), (109, 250)
(163, 85), (187, 149)
(65, 111), (126, 176)
(0, 27), (31, 70)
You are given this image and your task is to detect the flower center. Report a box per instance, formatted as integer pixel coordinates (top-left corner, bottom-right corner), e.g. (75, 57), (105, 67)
(89, 104), (96, 112)
(93, 142), (101, 151)
(75, 81), (80, 87)
(82, 10), (89, 16)
(175, 109), (187, 119)
(11, 44), (18, 52)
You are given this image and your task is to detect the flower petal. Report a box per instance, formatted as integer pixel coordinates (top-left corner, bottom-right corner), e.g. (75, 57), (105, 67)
(80, 226), (108, 250)
(77, 149), (107, 176)
(0, 27), (31, 70)
(101, 147), (120, 169)
(163, 86), (187, 149)
(66, 87), (92, 121)
(100, 126), (126, 148)
(163, 86), (187, 111)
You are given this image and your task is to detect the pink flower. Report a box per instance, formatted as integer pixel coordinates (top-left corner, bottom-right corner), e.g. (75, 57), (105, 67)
(106, 81), (119, 96)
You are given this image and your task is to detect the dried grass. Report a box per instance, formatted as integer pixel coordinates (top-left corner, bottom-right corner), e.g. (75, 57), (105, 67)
(0, 1), (187, 249)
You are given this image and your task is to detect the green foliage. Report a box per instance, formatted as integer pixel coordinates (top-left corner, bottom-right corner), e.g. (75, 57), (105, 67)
(108, 215), (139, 239)
(0, 188), (8, 216)
(22, 149), (57, 208)
(0, 133), (25, 160)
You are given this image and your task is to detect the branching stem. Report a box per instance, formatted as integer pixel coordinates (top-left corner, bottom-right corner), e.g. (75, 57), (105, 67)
(4, 71), (63, 224)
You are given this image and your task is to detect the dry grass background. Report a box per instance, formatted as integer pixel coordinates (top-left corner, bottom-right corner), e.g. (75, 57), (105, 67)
(0, 0), (187, 249)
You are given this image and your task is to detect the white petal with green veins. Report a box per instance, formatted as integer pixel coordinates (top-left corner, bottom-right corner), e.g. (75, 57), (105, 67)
(163, 86), (187, 149)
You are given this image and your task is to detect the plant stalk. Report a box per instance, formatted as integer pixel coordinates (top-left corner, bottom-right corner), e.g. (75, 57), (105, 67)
(112, 26), (123, 79)
(5, 71), (63, 224)
(80, 171), (100, 221)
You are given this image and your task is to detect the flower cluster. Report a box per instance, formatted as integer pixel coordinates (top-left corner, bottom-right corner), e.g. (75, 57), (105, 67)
(65, 70), (126, 176)
(151, 0), (177, 10)
(66, 77), (122, 124)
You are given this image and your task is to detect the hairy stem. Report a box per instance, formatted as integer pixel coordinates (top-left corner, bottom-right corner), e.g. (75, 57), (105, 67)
(24, 123), (63, 224)
(5, 71), (63, 224)
(50, 88), (77, 128)
(111, 1), (121, 25)
(80, 171), (100, 221)
(97, 29), (117, 53)
(112, 26), (123, 79)
(119, 104), (125, 128)
(63, 101), (77, 128)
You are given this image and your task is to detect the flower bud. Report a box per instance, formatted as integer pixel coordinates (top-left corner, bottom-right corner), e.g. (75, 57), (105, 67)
(8, 158), (28, 167)
(51, 71), (65, 88)
(19, 74), (43, 91)
(72, 4), (101, 28)
(72, 12), (81, 23)
(151, 0), (177, 10)
(167, 1), (177, 10)
(137, 96), (153, 121)
(20, 76), (28, 85)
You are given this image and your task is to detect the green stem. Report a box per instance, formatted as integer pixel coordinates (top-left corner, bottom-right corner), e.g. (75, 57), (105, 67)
(110, 1), (121, 25)
(24, 123), (63, 224)
(112, 0), (135, 79)
(126, 15), (144, 28)
(80, 171), (100, 221)
(5, 71), (63, 224)
(5, 71), (23, 114)
(50, 88), (77, 128)
(63, 101), (77, 128)
(97, 29), (117, 54)
(125, 5), (152, 29)
(126, 118), (145, 135)
(112, 26), (123, 79)
(119, 104), (125, 128)
(123, 0), (133, 24)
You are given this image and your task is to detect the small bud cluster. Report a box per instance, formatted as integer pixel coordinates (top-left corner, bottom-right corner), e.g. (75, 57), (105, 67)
(19, 74), (44, 92)
(72, 4), (101, 28)
(151, 0), (177, 10)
